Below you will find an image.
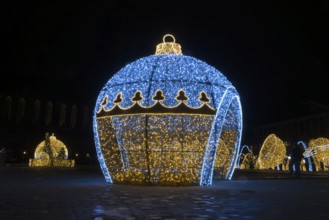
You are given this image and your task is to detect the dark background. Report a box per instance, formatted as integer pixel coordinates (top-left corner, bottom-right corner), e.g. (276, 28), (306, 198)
(2, 0), (329, 145)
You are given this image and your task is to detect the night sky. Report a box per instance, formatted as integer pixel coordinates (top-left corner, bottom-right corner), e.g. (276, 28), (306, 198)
(2, 1), (329, 141)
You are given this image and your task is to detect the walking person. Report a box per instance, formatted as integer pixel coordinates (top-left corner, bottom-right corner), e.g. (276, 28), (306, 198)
(289, 141), (304, 176)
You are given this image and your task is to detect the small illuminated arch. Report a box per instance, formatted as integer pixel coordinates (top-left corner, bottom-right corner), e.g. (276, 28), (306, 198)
(237, 145), (256, 169)
(297, 140), (313, 172)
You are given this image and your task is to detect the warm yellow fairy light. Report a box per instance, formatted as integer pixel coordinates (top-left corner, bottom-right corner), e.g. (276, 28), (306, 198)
(155, 34), (183, 55)
(94, 34), (243, 186)
(256, 134), (286, 169)
(97, 114), (213, 185)
(239, 149), (257, 169)
(214, 130), (237, 178)
(305, 137), (329, 171)
(29, 133), (75, 167)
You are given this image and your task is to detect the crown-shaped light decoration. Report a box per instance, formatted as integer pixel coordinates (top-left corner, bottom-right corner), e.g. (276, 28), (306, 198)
(97, 90), (215, 117)
(93, 34), (243, 186)
(155, 34), (182, 55)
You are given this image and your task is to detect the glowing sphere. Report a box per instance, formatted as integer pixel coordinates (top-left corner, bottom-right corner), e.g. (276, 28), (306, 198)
(29, 133), (74, 167)
(34, 133), (68, 159)
(93, 34), (242, 186)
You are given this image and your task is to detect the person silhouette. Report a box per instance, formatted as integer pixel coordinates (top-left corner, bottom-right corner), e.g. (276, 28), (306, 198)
(289, 141), (304, 176)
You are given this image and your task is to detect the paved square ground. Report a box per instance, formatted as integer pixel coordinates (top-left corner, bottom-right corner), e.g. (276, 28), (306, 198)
(1, 165), (329, 219)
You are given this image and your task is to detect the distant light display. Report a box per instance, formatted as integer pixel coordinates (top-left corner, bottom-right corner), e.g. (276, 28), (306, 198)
(237, 145), (257, 169)
(304, 137), (329, 172)
(29, 132), (75, 167)
(297, 140), (313, 172)
(93, 34), (242, 186)
(256, 134), (286, 170)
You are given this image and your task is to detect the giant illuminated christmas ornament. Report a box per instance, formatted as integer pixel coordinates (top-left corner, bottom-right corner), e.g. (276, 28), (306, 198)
(29, 132), (75, 167)
(93, 34), (242, 186)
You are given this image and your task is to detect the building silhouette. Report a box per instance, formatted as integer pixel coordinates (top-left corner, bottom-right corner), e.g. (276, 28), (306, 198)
(0, 93), (95, 164)
(252, 101), (329, 153)
(2, 93), (329, 166)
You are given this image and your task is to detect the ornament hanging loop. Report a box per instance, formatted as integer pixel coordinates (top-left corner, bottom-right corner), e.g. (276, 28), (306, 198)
(163, 34), (176, 43)
(155, 34), (183, 55)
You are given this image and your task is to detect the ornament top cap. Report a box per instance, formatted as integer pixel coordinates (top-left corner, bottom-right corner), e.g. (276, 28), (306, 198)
(155, 34), (183, 55)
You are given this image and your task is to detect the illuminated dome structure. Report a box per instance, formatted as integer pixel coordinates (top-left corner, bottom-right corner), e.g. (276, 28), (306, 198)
(93, 34), (242, 186)
(29, 132), (75, 167)
(304, 137), (329, 171)
(256, 134), (286, 170)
